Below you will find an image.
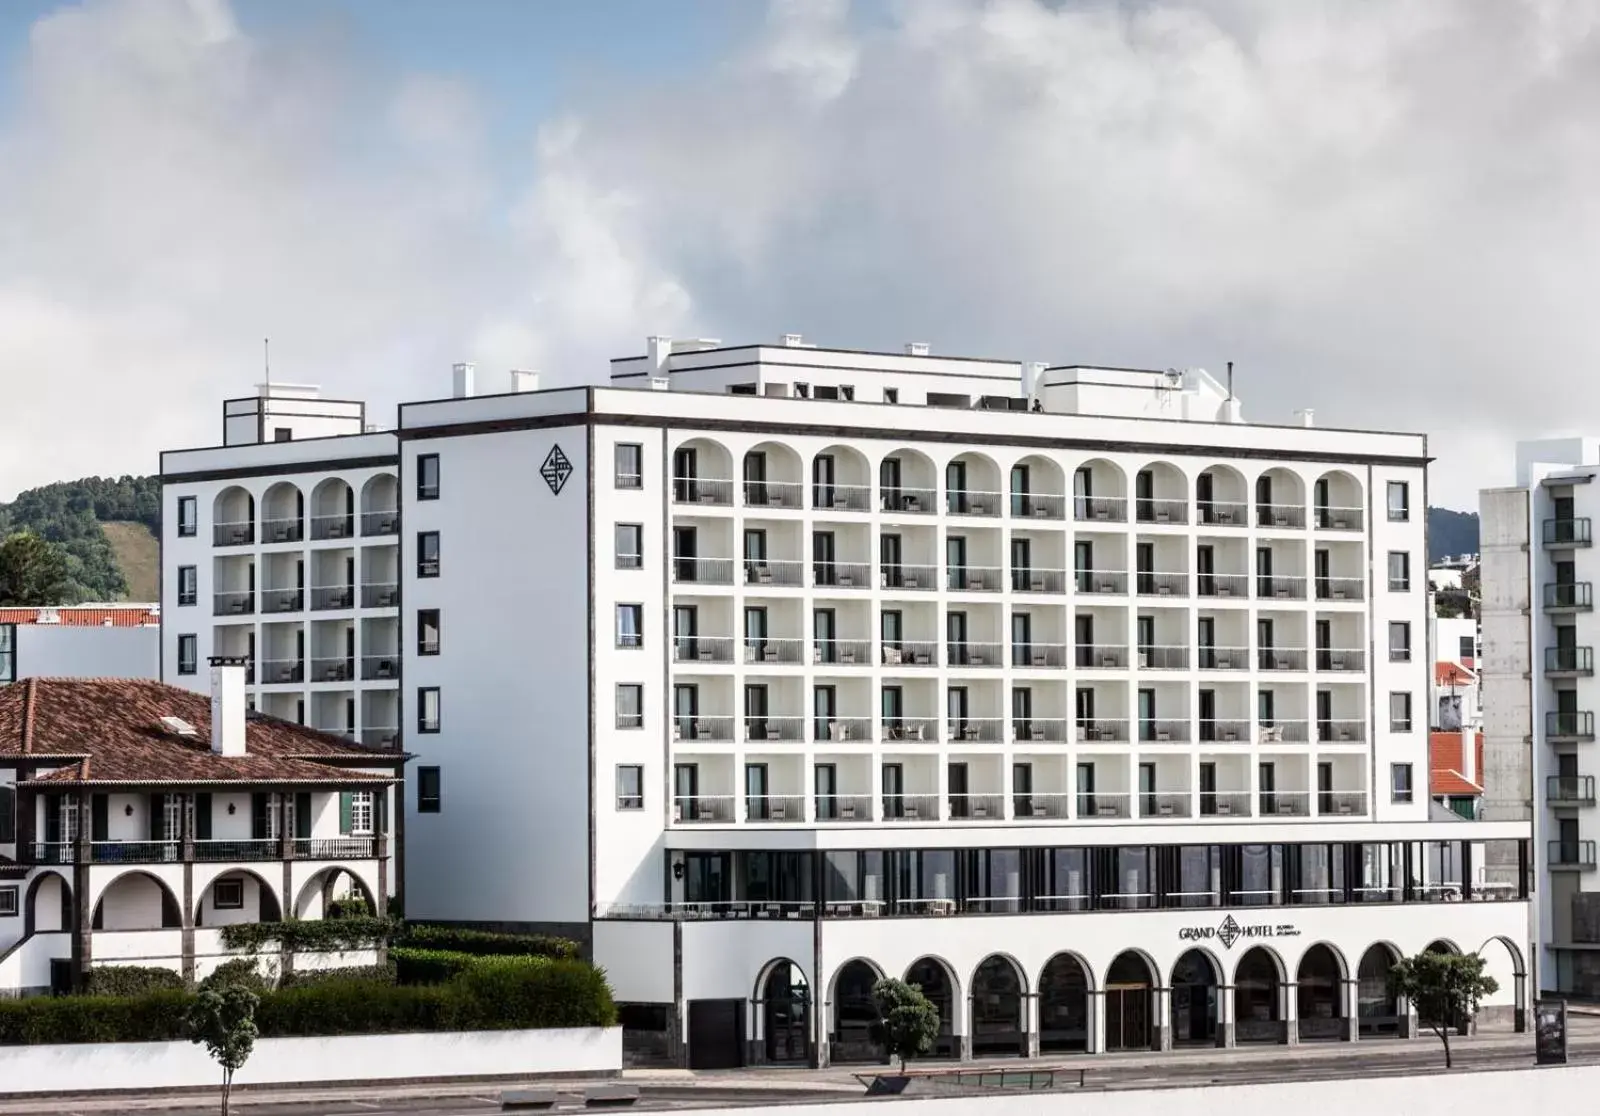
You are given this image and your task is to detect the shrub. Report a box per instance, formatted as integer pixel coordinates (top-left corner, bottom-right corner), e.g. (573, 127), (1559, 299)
(219, 916), (397, 955)
(392, 947), (481, 986)
(200, 959), (275, 996)
(82, 966), (186, 997)
(281, 963), (395, 989)
(396, 925), (579, 960)
(0, 990), (191, 1045)
(326, 897), (371, 920)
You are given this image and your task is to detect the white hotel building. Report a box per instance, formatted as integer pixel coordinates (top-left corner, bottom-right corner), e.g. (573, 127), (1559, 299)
(160, 338), (1531, 1068)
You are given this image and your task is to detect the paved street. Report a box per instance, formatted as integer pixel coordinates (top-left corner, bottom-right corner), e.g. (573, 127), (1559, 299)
(2, 1019), (1593, 1116)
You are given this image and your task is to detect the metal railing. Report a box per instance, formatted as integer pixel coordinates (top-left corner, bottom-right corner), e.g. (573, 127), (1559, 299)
(1314, 506), (1365, 531)
(1256, 720), (1311, 743)
(1012, 642), (1068, 668)
(811, 483), (873, 512)
(1258, 647), (1308, 671)
(745, 795), (806, 822)
(88, 840), (182, 864)
(1077, 792), (1131, 819)
(1315, 648), (1366, 671)
(1134, 572), (1189, 597)
(1137, 645), (1188, 669)
(947, 718), (1004, 743)
(1076, 569), (1127, 595)
(361, 509), (399, 536)
(1257, 576), (1307, 600)
(213, 591), (254, 617)
(1547, 646), (1596, 675)
(880, 487), (937, 514)
(672, 557), (735, 585)
(675, 796), (736, 823)
(310, 585), (355, 610)
(743, 560), (805, 587)
(947, 642), (1004, 667)
(1550, 840), (1597, 868)
(1012, 718), (1069, 742)
(673, 477), (734, 506)
(1257, 504), (1306, 528)
(881, 642), (939, 667)
(1196, 501), (1248, 526)
(1196, 573), (1249, 599)
(1199, 720), (1251, 742)
(814, 718), (873, 742)
(193, 839), (279, 862)
(294, 838), (375, 859)
(1547, 711), (1596, 741)
(948, 793), (1005, 820)
(213, 521), (254, 546)
(1315, 577), (1365, 601)
(1196, 646), (1250, 670)
(1134, 499), (1188, 525)
(742, 480), (804, 509)
(1013, 793), (1072, 819)
(1544, 518), (1594, 547)
(813, 562), (873, 589)
(744, 716), (805, 742)
(1323, 792), (1367, 816)
(310, 514), (356, 541)
(360, 654), (400, 681)
(742, 638), (807, 665)
(947, 566), (1004, 592)
(814, 639), (873, 666)
(947, 489), (1003, 517)
(1140, 794), (1192, 819)
(1077, 645), (1129, 668)
(1076, 718), (1129, 743)
(673, 716), (735, 742)
(1258, 792), (1311, 817)
(1012, 568), (1066, 593)
(1201, 792), (1258, 817)
(674, 636), (736, 664)
(881, 794), (941, 820)
(258, 658), (304, 684)
(881, 718), (941, 742)
(260, 588), (303, 614)
(1012, 494), (1067, 520)
(814, 794), (874, 822)
(261, 517), (303, 543)
(361, 582), (400, 608)
(1546, 583), (1595, 611)
(309, 657), (355, 683)
(879, 564), (938, 590)
(362, 727), (400, 748)
(1317, 720), (1367, 742)
(1548, 776), (1596, 805)
(1137, 720), (1191, 742)
(1073, 496), (1127, 523)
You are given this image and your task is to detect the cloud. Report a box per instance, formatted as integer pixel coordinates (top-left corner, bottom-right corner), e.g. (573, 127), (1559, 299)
(4, 0), (1599, 509)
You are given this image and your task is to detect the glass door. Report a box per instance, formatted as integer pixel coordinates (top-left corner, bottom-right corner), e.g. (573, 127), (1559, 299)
(1197, 617), (1216, 668)
(813, 530), (837, 587)
(1074, 614), (1094, 667)
(1076, 761), (1096, 819)
(1255, 475), (1273, 526)
(947, 686), (969, 740)
(1137, 688), (1156, 742)
(1012, 763), (1033, 818)
(1198, 689), (1216, 741)
(1011, 612), (1033, 667)
(814, 685), (838, 742)
(880, 533), (903, 587)
(1317, 761), (1333, 813)
(879, 457), (902, 510)
(947, 610), (969, 665)
(1255, 546), (1273, 598)
(881, 685), (904, 737)
(745, 684), (770, 741)
(673, 684), (698, 740)
(1136, 542), (1155, 595)
(812, 453), (836, 509)
(673, 446), (697, 503)
(813, 608), (837, 664)
(745, 763), (770, 821)
(882, 762), (905, 818)
(1196, 471), (1215, 523)
(673, 605), (698, 662)
(946, 460), (969, 514)
(744, 606), (768, 663)
(1010, 464), (1030, 516)
(946, 536), (968, 590)
(672, 526), (698, 583)
(1316, 689), (1333, 741)
(815, 763), (838, 820)
(1073, 467), (1092, 518)
(743, 528), (768, 583)
(1257, 618), (1275, 671)
(1012, 686), (1033, 739)
(947, 761), (970, 818)
(1139, 762), (1156, 817)
(1196, 544), (1215, 596)
(674, 763), (700, 820)
(1199, 762), (1217, 816)
(1259, 761), (1277, 816)
(1010, 538), (1032, 591)
(1074, 540), (1094, 592)
(743, 450), (768, 506)
(1135, 468), (1154, 521)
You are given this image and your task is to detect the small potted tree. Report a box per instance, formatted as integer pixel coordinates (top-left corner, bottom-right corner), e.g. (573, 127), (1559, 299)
(186, 984), (261, 1116)
(862, 977), (940, 1094)
(1388, 950), (1498, 1069)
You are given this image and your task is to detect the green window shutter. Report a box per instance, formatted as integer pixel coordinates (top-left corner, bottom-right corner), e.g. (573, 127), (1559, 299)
(44, 796), (60, 844)
(339, 792), (353, 835)
(149, 794), (164, 841)
(0, 786), (13, 844)
(195, 793), (212, 840)
(294, 792), (312, 839)
(91, 794), (109, 843)
(251, 793), (269, 840)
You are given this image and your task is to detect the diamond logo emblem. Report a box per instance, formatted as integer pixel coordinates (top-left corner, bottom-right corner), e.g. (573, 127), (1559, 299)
(540, 445), (573, 496)
(1216, 914), (1242, 950)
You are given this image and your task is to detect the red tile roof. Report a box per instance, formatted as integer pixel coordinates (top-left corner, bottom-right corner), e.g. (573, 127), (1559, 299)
(0, 606), (159, 627)
(1435, 661), (1476, 687)
(0, 678), (399, 788)
(1429, 730), (1484, 797)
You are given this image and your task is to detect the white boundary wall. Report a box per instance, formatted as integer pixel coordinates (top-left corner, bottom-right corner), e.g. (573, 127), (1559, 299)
(0, 1027), (620, 1094)
(684, 1064), (1598, 1116)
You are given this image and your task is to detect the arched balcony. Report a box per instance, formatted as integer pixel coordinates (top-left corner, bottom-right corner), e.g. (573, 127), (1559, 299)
(811, 446), (872, 512)
(944, 452), (1002, 517)
(1196, 464), (1248, 527)
(878, 449), (937, 515)
(673, 438), (734, 507)
(360, 474), (399, 536)
(1255, 467), (1307, 528)
(1010, 455), (1066, 520)
(260, 482), (305, 543)
(310, 478), (355, 541)
(1072, 459), (1127, 523)
(1133, 462), (1188, 524)
(213, 487), (255, 546)
(1314, 470), (1365, 531)
(742, 443), (805, 510)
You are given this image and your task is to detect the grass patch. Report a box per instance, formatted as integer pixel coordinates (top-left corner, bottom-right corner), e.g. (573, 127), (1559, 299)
(100, 521), (158, 601)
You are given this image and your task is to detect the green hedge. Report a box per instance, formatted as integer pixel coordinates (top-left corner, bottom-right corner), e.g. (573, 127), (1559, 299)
(281, 962), (396, 989)
(82, 966), (186, 997)
(199, 958), (275, 995)
(219, 916), (397, 954)
(395, 925), (579, 960)
(0, 991), (191, 1045)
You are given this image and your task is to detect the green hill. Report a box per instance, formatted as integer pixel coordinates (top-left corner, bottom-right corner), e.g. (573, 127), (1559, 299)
(1427, 506), (1479, 563)
(0, 476), (161, 603)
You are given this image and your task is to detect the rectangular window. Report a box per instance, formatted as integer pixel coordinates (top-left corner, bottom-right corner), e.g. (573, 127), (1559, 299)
(616, 765), (644, 810)
(1459, 635), (1475, 660)
(617, 684), (644, 729)
(0, 625), (12, 683)
(616, 524), (643, 569)
(0, 886), (15, 917)
(416, 686), (441, 733)
(615, 444), (643, 489)
(616, 604), (644, 648)
(1389, 692), (1413, 732)
(1386, 481), (1410, 522)
(177, 565), (198, 606)
(1390, 763), (1414, 803)
(417, 766), (442, 813)
(417, 454), (441, 500)
(0, 786), (12, 843)
(177, 496), (198, 537)
(883, 388), (899, 404)
(177, 634), (198, 675)
(349, 791), (374, 836)
(213, 879), (245, 910)
(417, 532), (441, 577)
(1387, 551), (1410, 591)
(1388, 621), (1411, 662)
(417, 609), (441, 655)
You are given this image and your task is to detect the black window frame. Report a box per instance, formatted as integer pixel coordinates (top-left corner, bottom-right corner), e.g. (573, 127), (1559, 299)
(616, 524), (644, 570)
(616, 764), (645, 810)
(0, 885), (16, 918)
(1388, 621), (1411, 662)
(177, 565), (198, 606)
(177, 495), (198, 537)
(416, 686), (441, 734)
(416, 454), (441, 500)
(1386, 481), (1410, 522)
(1387, 551), (1410, 592)
(0, 785), (14, 843)
(417, 609), (441, 656)
(615, 444), (644, 489)
(0, 624), (12, 683)
(1389, 691), (1413, 732)
(417, 531), (441, 578)
(1390, 763), (1414, 803)
(213, 878), (245, 910)
(616, 604), (644, 648)
(617, 683), (644, 729)
(417, 766), (442, 813)
(177, 634), (198, 675)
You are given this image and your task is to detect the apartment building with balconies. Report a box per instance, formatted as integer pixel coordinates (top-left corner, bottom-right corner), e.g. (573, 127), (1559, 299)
(162, 341), (1531, 1069)
(1481, 438), (1600, 997)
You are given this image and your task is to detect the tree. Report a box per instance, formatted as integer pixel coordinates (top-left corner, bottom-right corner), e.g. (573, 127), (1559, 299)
(1387, 950), (1498, 1068)
(0, 531), (73, 606)
(871, 977), (940, 1072)
(186, 984), (260, 1116)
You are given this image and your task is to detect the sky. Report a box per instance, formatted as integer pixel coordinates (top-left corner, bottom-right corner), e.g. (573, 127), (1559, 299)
(3, 0), (1600, 509)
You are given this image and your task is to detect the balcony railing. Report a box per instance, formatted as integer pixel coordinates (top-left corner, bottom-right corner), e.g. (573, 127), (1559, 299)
(1134, 572), (1189, 598)
(1323, 792), (1367, 816)
(361, 509), (399, 536)
(1012, 493), (1067, 520)
(1547, 646), (1596, 675)
(360, 654), (400, 681)
(1314, 506), (1365, 531)
(814, 639), (872, 666)
(310, 514), (356, 541)
(261, 517), (303, 544)
(879, 564), (938, 590)
(1317, 720), (1367, 742)
(1201, 792), (1258, 817)
(1257, 791), (1310, 818)
(881, 642), (938, 667)
(1315, 648), (1366, 672)
(1196, 646), (1250, 670)
(1014, 792), (1072, 820)
(947, 566), (1004, 592)
(814, 717), (873, 742)
(1257, 504), (1306, 528)
(1314, 577), (1365, 601)
(1196, 574), (1248, 599)
(193, 839), (279, 861)
(309, 657), (355, 683)
(31, 841), (183, 865)
(881, 718), (940, 742)
(362, 727), (400, 749)
(1012, 568), (1066, 593)
(671, 636), (734, 664)
(1139, 794), (1192, 819)
(673, 477), (734, 507)
(1013, 718), (1070, 743)
(675, 796), (735, 823)
(947, 718), (1004, 743)
(1077, 792), (1131, 819)
(1547, 711), (1596, 742)
(310, 585), (355, 611)
(1138, 645), (1188, 669)
(1076, 569), (1127, 595)
(294, 838), (376, 859)
(673, 716), (735, 742)
(1548, 776), (1596, 805)
(1198, 720), (1251, 743)
(881, 794), (941, 820)
(1196, 501), (1248, 527)
(1134, 499), (1188, 525)
(813, 562), (873, 589)
(744, 716), (805, 742)
(742, 638), (807, 665)
(814, 794), (874, 822)
(811, 483), (872, 512)
(214, 521), (255, 547)
(1545, 583), (1595, 611)
(1257, 647), (1308, 671)
(744, 560), (805, 587)
(672, 557), (735, 585)
(1077, 645), (1129, 669)
(1012, 642), (1068, 668)
(1077, 718), (1129, 743)
(1257, 720), (1311, 743)
(948, 793), (1005, 820)
(1544, 518), (1594, 548)
(746, 795), (806, 823)
(258, 658), (304, 684)
(880, 487), (936, 514)
(947, 642), (1004, 667)
(361, 582), (400, 608)
(260, 588), (304, 614)
(743, 480), (804, 510)
(1549, 840), (1597, 869)
(1257, 576), (1307, 601)
(946, 489), (1003, 517)
(1137, 720), (1191, 743)
(213, 591), (254, 617)
(1074, 496), (1127, 523)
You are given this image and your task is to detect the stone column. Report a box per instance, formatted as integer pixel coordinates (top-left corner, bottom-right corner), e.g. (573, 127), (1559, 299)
(1342, 979), (1360, 1042)
(1282, 980), (1299, 1046)
(1218, 984), (1236, 1048)
(1154, 986), (1171, 1051)
(1514, 972), (1528, 1033)
(1088, 988), (1105, 1053)
(72, 791), (92, 991)
(180, 793), (196, 983)
(1025, 991), (1041, 1058)
(668, 920), (688, 1068)
(1398, 994), (1418, 1038)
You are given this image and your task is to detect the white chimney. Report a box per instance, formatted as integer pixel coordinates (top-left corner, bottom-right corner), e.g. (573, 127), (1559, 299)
(646, 336), (672, 372)
(209, 660), (247, 757)
(452, 362), (476, 399)
(781, 333), (805, 347)
(509, 369), (539, 393)
(1294, 408), (1315, 428)
(905, 342), (930, 356)
(1462, 727), (1477, 785)
(1021, 361), (1047, 405)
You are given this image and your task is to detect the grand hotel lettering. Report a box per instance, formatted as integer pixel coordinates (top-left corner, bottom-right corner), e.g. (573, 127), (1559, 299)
(1179, 914), (1302, 950)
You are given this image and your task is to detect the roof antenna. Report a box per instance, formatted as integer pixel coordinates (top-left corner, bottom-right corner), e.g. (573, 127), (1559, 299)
(1226, 360), (1234, 401)
(264, 337), (271, 384)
